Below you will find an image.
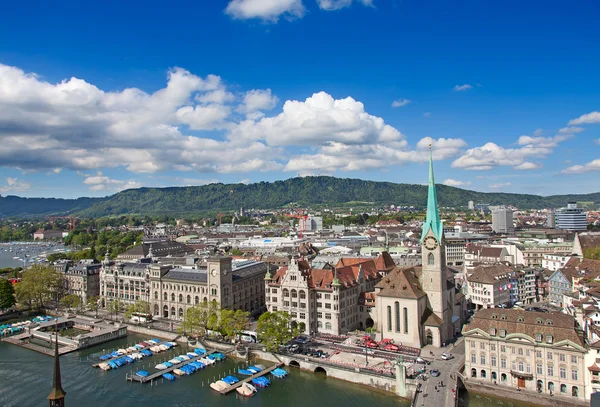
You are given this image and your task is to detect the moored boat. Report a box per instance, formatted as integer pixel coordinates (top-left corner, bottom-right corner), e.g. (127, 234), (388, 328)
(236, 382), (257, 397)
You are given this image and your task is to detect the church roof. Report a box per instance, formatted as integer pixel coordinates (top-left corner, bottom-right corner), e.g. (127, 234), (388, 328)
(422, 308), (444, 326)
(375, 266), (426, 299)
(375, 251), (396, 272)
(421, 148), (443, 242)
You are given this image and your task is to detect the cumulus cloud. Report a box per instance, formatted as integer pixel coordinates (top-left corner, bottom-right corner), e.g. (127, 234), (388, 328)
(0, 177), (31, 194)
(237, 89), (279, 119)
(489, 182), (511, 189)
(453, 84), (472, 92)
(558, 126), (584, 135)
(452, 130), (569, 171)
(317, 0), (374, 11)
(562, 159), (600, 174)
(225, 0), (305, 22)
(82, 172), (142, 192)
(569, 111), (600, 125)
(443, 179), (471, 187)
(424, 112), (431, 117)
(391, 98), (411, 108)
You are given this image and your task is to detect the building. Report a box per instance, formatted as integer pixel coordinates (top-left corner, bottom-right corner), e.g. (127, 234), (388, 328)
(542, 253), (571, 272)
(444, 232), (489, 267)
(300, 215), (323, 232)
(265, 256), (382, 334)
(465, 264), (512, 309)
(549, 257), (600, 305)
(373, 150), (456, 347)
(465, 245), (509, 267)
(468, 201), (474, 210)
(555, 203), (587, 231)
(572, 232), (600, 257)
(150, 257), (268, 320)
(515, 267), (537, 304)
(462, 308), (587, 400)
(60, 260), (101, 305)
(491, 206), (514, 234)
(100, 255), (151, 307)
(116, 240), (195, 261)
(34, 229), (64, 240)
(546, 209), (555, 228)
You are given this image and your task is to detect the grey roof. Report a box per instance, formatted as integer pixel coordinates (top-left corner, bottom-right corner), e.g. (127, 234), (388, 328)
(163, 269), (207, 283)
(232, 262), (268, 281)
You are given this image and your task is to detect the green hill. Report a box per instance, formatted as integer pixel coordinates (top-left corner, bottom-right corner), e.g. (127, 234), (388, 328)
(1, 176), (597, 218)
(76, 176), (598, 217)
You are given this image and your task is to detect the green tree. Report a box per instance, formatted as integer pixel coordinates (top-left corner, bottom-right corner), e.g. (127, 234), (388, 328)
(0, 279), (16, 310)
(180, 300), (220, 339)
(106, 298), (122, 321)
(219, 308), (250, 340)
(256, 311), (301, 352)
(87, 295), (100, 318)
(14, 264), (63, 308)
(60, 294), (81, 312)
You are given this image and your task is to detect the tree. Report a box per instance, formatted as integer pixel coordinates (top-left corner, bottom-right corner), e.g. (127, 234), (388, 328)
(106, 298), (122, 321)
(60, 294), (81, 312)
(14, 264), (63, 309)
(0, 279), (16, 310)
(219, 308), (250, 340)
(256, 311), (301, 352)
(180, 300), (220, 339)
(87, 295), (100, 318)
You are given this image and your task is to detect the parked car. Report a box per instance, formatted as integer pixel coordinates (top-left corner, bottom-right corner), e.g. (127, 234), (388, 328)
(415, 357), (430, 365)
(294, 335), (310, 344)
(384, 344), (400, 352)
(441, 352), (454, 360)
(431, 369), (440, 377)
(290, 344), (300, 353)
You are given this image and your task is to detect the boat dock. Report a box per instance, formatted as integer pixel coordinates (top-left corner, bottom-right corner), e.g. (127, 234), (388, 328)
(2, 332), (77, 356)
(92, 341), (162, 368)
(219, 363), (283, 395)
(127, 354), (213, 383)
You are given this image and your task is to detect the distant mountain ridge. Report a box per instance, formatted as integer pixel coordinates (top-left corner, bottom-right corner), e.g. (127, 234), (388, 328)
(1, 176), (598, 218)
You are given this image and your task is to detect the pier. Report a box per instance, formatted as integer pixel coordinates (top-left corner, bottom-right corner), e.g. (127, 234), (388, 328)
(127, 354), (214, 383)
(219, 363), (282, 395)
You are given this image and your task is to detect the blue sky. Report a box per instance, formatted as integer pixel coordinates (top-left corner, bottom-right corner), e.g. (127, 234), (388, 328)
(0, 0), (599, 199)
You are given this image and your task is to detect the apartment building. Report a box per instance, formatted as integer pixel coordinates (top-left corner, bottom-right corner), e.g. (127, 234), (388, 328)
(60, 260), (101, 305)
(465, 264), (512, 309)
(462, 308), (587, 400)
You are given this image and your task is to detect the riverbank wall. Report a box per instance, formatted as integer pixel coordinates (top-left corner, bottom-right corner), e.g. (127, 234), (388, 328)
(250, 348), (415, 400)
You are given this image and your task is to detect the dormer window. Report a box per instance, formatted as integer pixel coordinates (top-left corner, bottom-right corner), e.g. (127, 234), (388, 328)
(490, 328), (496, 336)
(546, 320), (553, 325)
(491, 314), (497, 319)
(499, 329), (506, 338)
(501, 314), (507, 320)
(546, 335), (554, 344)
(536, 334), (542, 342)
(536, 318), (543, 324)
(517, 317), (524, 322)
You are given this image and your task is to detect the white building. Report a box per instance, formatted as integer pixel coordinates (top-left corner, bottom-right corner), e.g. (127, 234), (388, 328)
(555, 203), (587, 231)
(491, 206), (514, 234)
(542, 253), (571, 272)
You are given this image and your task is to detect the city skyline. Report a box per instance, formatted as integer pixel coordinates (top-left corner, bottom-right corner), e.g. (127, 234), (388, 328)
(0, 1), (599, 198)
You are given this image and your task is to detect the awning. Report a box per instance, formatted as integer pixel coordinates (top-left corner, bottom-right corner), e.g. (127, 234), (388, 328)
(589, 363), (600, 373)
(510, 370), (533, 379)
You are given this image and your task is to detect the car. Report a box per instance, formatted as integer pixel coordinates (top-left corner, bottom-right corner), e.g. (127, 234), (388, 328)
(441, 352), (454, 360)
(294, 335), (310, 344)
(290, 344), (300, 352)
(431, 369), (440, 377)
(415, 357), (430, 365)
(384, 344), (400, 352)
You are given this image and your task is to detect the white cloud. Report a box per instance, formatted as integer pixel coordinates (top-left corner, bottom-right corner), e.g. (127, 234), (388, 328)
(317, 0), (374, 11)
(489, 182), (511, 189)
(391, 98), (411, 108)
(239, 178), (251, 184)
(452, 131), (570, 171)
(443, 179), (471, 187)
(423, 112), (431, 117)
(453, 84), (473, 92)
(82, 172), (142, 192)
(238, 89), (278, 118)
(595, 139), (600, 145)
(225, 0), (305, 22)
(0, 177), (31, 194)
(562, 159), (600, 174)
(558, 126), (584, 135)
(569, 111), (600, 125)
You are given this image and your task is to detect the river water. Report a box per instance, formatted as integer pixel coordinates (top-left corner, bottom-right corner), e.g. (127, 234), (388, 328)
(0, 333), (408, 407)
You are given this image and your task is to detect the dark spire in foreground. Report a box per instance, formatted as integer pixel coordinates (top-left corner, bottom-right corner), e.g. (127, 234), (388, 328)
(48, 321), (66, 406)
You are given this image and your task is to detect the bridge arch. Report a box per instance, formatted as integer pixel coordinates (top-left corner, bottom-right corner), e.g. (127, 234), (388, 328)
(289, 360), (300, 368)
(314, 366), (327, 375)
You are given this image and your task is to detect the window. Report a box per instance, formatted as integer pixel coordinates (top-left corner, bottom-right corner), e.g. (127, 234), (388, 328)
(536, 350), (542, 358)
(561, 384), (567, 394)
(300, 313), (305, 319)
(499, 329), (506, 338)
(317, 312), (322, 318)
(284, 301), (290, 307)
(491, 344), (496, 351)
(171, 293), (175, 301)
(571, 355), (578, 364)
(387, 306), (392, 331)
(325, 322), (332, 330)
(518, 348), (523, 356)
(560, 367), (566, 379)
(536, 334), (542, 342)
(186, 295), (191, 304)
(300, 291), (306, 299)
(471, 341), (475, 349)
(428, 252), (434, 265)
(518, 361), (524, 372)
(548, 352), (553, 360)
(178, 294), (183, 303)
(501, 358), (507, 369)
(325, 313), (331, 320)
(491, 356), (497, 366)
(291, 290), (297, 298)
(471, 353), (476, 363)
(546, 335), (554, 344)
(500, 345), (506, 353)
(395, 302), (400, 333)
(325, 303), (331, 309)
(317, 302), (322, 308)
(283, 289), (289, 297)
(490, 328), (496, 336)
(480, 354), (486, 365)
(526, 363), (531, 373)
(480, 342), (485, 350)
(537, 364), (543, 375)
(517, 316), (524, 322)
(548, 365), (554, 376)
(572, 369), (578, 381)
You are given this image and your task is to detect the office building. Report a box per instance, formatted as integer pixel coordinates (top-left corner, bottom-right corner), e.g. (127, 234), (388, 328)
(491, 206), (514, 234)
(555, 203), (587, 231)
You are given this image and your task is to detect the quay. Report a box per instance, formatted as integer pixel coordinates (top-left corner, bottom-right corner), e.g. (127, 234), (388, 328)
(219, 363), (282, 395)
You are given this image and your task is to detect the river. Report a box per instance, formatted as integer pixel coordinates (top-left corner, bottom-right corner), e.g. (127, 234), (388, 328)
(0, 242), (68, 269)
(0, 333), (408, 407)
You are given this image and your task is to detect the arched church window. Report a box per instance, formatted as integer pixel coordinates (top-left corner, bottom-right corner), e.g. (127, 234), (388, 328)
(428, 252), (435, 266)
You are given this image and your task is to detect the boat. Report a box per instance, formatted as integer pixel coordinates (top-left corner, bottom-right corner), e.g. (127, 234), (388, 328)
(251, 377), (270, 388)
(155, 363), (167, 370)
(162, 373), (176, 381)
(272, 368), (288, 378)
(187, 352), (198, 358)
(210, 380), (230, 392)
(236, 382), (257, 397)
(222, 375), (240, 385)
(238, 369), (254, 376)
(173, 368), (186, 376)
(98, 363), (110, 371)
(200, 357), (215, 365)
(136, 370), (150, 377)
(247, 365), (263, 373)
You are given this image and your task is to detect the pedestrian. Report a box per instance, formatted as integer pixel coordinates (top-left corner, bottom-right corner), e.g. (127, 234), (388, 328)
(435, 386), (438, 392)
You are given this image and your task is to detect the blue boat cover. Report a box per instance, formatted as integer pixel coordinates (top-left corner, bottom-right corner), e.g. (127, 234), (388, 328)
(238, 369), (254, 376)
(162, 373), (176, 381)
(136, 370), (149, 377)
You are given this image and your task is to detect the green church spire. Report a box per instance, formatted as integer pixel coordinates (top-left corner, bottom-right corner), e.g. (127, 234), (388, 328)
(421, 146), (443, 242)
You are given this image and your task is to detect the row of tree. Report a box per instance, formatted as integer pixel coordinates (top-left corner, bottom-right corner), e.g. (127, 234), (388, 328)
(180, 300), (251, 341)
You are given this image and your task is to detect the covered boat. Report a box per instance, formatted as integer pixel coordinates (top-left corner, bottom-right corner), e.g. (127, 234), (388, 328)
(210, 380), (229, 392)
(272, 368), (288, 378)
(222, 375), (239, 385)
(136, 370), (150, 377)
(248, 365), (263, 372)
(236, 382), (256, 397)
(155, 363), (168, 370)
(238, 369), (254, 376)
(162, 373), (176, 381)
(187, 352), (198, 358)
(98, 363), (110, 371)
(251, 377), (269, 388)
(200, 357), (215, 366)
(173, 368), (186, 376)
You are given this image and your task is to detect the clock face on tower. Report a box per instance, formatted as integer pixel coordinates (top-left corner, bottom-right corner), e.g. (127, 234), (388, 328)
(424, 236), (439, 250)
(211, 268), (217, 277)
(223, 268), (228, 276)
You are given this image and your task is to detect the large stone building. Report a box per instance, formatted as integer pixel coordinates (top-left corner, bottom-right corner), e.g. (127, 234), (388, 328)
(116, 240), (195, 261)
(99, 254), (152, 307)
(373, 150), (456, 348)
(264, 256), (382, 334)
(59, 260), (101, 305)
(149, 257), (268, 320)
(462, 308), (587, 400)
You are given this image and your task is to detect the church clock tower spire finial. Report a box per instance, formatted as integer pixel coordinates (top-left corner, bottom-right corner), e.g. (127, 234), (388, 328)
(48, 321), (66, 406)
(421, 145), (443, 242)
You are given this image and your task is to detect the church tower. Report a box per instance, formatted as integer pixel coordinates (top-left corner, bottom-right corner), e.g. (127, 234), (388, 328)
(420, 147), (452, 345)
(47, 323), (66, 407)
